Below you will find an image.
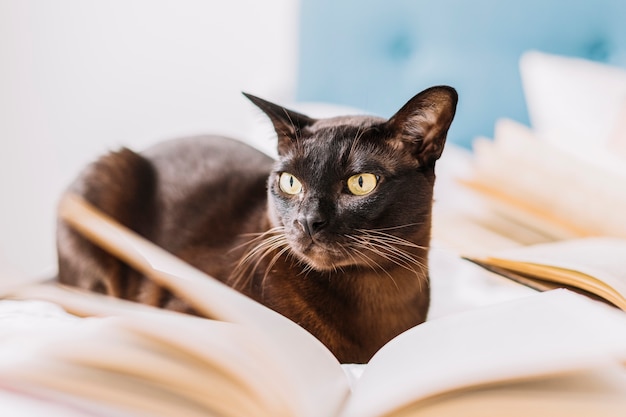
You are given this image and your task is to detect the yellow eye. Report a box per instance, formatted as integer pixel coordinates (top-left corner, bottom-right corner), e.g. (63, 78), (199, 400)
(347, 173), (378, 196)
(279, 172), (303, 195)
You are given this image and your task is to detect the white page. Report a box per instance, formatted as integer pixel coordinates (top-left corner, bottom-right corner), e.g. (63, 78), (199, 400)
(394, 366), (626, 417)
(0, 312), (289, 417)
(492, 237), (626, 298)
(340, 290), (626, 417)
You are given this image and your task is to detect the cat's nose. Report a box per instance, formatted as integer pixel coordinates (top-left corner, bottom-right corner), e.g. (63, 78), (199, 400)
(297, 214), (328, 237)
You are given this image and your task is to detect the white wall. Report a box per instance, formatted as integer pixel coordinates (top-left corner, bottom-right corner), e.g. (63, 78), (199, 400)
(0, 0), (298, 277)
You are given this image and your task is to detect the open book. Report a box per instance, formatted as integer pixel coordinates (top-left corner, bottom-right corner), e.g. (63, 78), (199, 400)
(3, 196), (626, 417)
(466, 237), (626, 312)
(452, 119), (626, 254)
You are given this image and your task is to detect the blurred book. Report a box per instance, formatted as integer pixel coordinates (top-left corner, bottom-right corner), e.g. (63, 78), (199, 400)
(441, 118), (626, 256)
(3, 196), (626, 417)
(466, 237), (626, 311)
(434, 52), (626, 257)
(4, 285), (626, 417)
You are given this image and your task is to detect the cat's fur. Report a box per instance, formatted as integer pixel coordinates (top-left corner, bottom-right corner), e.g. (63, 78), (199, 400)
(57, 86), (457, 363)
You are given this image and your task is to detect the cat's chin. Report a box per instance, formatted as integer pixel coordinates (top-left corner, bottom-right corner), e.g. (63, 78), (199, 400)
(291, 241), (355, 272)
(298, 254), (346, 272)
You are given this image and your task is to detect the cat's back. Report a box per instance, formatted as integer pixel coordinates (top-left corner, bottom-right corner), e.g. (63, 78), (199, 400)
(142, 135), (273, 187)
(58, 135), (275, 299)
(140, 135), (275, 247)
(142, 136), (273, 206)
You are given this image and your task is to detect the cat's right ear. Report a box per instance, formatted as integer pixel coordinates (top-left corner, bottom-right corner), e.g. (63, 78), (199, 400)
(243, 93), (316, 155)
(385, 86), (458, 167)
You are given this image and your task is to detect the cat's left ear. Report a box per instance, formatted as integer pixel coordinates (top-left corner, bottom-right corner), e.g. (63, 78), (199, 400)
(243, 93), (316, 155)
(385, 86), (458, 166)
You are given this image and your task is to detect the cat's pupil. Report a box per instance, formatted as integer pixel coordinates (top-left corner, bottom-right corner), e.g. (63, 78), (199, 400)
(358, 176), (363, 188)
(289, 176), (294, 187)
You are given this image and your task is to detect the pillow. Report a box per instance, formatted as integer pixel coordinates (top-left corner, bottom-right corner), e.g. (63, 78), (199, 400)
(520, 51), (626, 149)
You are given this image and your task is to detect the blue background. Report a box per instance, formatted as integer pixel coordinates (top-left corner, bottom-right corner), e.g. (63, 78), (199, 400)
(297, 0), (626, 147)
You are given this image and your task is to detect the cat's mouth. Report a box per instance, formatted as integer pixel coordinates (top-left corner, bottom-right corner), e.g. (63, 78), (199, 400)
(289, 236), (350, 271)
(288, 227), (427, 273)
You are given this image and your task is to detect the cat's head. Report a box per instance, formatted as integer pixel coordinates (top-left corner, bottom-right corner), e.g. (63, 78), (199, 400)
(245, 87), (457, 272)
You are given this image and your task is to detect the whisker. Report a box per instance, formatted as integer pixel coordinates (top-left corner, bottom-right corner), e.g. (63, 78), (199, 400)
(366, 223), (423, 232)
(297, 261), (316, 278)
(237, 235), (285, 266)
(229, 226), (285, 253)
(345, 232), (428, 281)
(260, 245), (292, 299)
(346, 125), (376, 165)
(365, 241), (416, 274)
(230, 227), (289, 290)
(364, 236), (426, 268)
(282, 108), (303, 143)
(348, 239), (399, 289)
(356, 228), (428, 249)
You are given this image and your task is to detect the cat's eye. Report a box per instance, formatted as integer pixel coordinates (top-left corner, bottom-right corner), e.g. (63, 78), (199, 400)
(279, 172), (303, 195)
(347, 173), (378, 196)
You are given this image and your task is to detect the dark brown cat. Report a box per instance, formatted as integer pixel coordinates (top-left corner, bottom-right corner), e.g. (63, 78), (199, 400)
(57, 86), (457, 363)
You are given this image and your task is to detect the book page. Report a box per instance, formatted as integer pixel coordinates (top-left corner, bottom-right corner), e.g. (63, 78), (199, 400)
(467, 120), (626, 239)
(49, 194), (350, 417)
(339, 290), (626, 417)
(488, 238), (626, 304)
(393, 366), (626, 417)
(0, 308), (298, 417)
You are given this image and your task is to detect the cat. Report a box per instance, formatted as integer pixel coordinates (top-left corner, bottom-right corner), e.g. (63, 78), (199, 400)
(57, 86), (457, 363)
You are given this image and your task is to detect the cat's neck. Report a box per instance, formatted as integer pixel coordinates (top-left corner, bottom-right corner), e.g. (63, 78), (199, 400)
(240, 224), (431, 362)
